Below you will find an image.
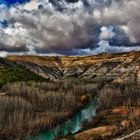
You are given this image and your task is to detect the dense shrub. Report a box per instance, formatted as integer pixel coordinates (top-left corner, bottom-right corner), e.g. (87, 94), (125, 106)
(98, 83), (140, 111)
(0, 57), (47, 86)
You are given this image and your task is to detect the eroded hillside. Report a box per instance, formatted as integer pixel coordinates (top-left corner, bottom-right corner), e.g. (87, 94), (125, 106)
(7, 51), (140, 83)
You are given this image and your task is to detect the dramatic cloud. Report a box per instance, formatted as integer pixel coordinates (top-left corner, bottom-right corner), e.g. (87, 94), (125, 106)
(0, 0), (140, 55)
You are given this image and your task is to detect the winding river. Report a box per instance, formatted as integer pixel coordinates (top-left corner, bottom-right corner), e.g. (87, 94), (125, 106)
(30, 101), (96, 140)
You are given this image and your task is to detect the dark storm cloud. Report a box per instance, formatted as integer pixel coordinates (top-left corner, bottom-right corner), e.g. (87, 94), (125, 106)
(0, 42), (27, 52)
(108, 26), (140, 47)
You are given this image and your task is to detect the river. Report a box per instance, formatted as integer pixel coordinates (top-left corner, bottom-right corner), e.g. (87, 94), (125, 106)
(29, 100), (96, 140)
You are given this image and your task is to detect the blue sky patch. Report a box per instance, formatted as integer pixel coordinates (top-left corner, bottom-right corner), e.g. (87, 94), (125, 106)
(0, 0), (29, 6)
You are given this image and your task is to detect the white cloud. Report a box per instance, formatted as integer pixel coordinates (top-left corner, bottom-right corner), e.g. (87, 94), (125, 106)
(0, 0), (140, 55)
(24, 0), (38, 11)
(99, 26), (111, 40)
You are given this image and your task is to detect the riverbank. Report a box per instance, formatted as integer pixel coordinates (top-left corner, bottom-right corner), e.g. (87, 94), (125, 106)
(30, 99), (96, 140)
(38, 94), (91, 126)
(62, 107), (140, 140)
(62, 83), (140, 140)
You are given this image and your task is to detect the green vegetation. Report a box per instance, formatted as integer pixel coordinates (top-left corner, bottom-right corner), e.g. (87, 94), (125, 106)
(67, 134), (76, 140)
(0, 57), (47, 86)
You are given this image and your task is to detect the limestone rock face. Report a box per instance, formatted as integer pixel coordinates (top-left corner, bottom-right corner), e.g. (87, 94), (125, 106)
(7, 51), (140, 83)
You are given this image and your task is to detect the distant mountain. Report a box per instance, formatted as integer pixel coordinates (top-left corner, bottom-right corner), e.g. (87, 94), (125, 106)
(7, 51), (140, 84)
(0, 57), (47, 86)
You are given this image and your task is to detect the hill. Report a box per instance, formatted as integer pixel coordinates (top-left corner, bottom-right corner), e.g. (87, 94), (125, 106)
(0, 57), (47, 86)
(7, 51), (140, 83)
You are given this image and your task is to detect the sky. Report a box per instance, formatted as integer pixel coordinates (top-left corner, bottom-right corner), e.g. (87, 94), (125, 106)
(0, 0), (140, 56)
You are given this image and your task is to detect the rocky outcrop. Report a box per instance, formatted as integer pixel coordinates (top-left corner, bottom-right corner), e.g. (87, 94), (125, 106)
(71, 125), (118, 140)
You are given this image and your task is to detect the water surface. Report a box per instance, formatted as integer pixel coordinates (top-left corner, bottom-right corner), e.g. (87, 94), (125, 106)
(31, 101), (96, 140)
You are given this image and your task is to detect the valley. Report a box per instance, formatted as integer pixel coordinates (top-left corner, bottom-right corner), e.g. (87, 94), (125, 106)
(0, 51), (139, 139)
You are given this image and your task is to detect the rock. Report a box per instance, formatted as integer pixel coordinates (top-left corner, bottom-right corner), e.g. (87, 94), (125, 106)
(112, 108), (129, 116)
(74, 125), (118, 140)
(112, 108), (140, 118)
(120, 120), (129, 127)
